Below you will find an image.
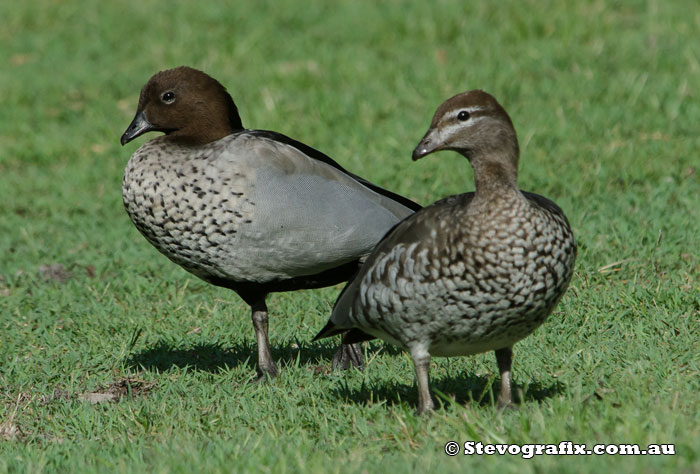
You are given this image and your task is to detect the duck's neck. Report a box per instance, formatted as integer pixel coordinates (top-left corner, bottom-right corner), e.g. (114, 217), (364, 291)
(470, 151), (519, 197)
(166, 126), (233, 146)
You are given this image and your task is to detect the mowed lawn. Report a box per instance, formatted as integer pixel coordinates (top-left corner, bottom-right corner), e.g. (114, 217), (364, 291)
(1, 0), (699, 472)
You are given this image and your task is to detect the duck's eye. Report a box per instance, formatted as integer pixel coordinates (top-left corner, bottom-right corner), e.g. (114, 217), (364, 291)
(457, 110), (470, 121)
(161, 91), (176, 104)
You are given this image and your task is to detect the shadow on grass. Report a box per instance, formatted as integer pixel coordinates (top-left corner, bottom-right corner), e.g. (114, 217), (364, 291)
(125, 339), (349, 374)
(329, 373), (565, 410)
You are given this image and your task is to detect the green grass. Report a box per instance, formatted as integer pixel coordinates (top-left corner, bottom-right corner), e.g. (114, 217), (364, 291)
(1, 0), (699, 472)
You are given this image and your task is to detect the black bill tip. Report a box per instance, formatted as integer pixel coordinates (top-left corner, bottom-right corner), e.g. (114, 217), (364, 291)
(121, 110), (153, 146)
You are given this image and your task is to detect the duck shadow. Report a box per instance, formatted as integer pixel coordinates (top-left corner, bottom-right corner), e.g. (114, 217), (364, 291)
(329, 373), (565, 410)
(125, 339), (564, 410)
(125, 339), (348, 373)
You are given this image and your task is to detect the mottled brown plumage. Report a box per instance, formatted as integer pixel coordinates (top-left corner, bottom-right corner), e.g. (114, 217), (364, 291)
(315, 90), (577, 413)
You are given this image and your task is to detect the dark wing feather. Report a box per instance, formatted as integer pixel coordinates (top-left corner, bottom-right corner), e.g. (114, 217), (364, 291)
(522, 191), (572, 226)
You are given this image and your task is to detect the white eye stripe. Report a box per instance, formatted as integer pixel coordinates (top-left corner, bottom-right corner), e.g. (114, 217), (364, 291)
(440, 115), (487, 135)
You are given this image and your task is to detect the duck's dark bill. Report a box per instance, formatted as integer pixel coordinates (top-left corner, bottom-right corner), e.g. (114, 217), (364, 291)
(121, 111), (154, 145)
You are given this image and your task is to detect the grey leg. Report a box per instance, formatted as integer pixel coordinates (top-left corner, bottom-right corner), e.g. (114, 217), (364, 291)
(331, 339), (364, 370)
(495, 347), (513, 407)
(410, 346), (434, 414)
(251, 300), (278, 379)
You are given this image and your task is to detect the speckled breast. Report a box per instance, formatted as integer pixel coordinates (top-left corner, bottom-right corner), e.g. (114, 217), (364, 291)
(122, 137), (254, 281)
(356, 193), (576, 356)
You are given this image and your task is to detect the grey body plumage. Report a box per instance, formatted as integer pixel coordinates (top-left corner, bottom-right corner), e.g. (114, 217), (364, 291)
(123, 133), (412, 284)
(315, 90), (577, 413)
(121, 66), (420, 379)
